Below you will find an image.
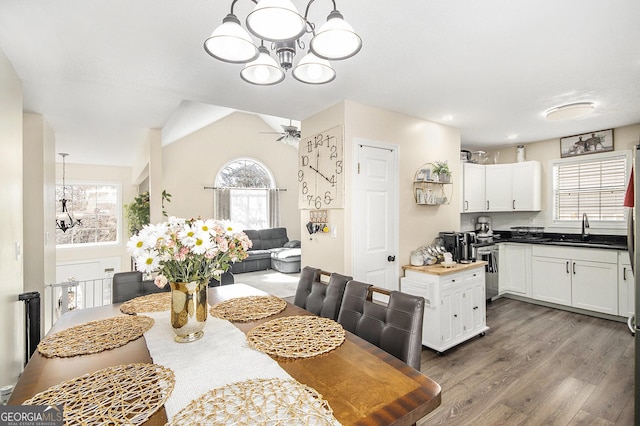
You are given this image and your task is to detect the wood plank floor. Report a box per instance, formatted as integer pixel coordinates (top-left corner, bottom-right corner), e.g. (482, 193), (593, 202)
(417, 297), (635, 425)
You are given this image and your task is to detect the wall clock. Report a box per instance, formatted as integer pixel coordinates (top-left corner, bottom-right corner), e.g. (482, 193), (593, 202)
(298, 125), (344, 209)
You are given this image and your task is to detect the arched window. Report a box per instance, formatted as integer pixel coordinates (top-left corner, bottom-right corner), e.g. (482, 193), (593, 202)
(214, 158), (279, 230)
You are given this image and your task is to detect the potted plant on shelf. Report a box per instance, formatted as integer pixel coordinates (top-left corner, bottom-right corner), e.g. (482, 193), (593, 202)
(432, 161), (451, 183)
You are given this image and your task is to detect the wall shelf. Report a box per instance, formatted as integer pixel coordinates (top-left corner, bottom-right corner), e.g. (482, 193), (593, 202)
(413, 163), (452, 205)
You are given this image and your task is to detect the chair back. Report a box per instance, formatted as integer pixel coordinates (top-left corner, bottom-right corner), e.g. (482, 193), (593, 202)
(294, 267), (351, 321)
(337, 281), (425, 370)
(112, 271), (143, 303)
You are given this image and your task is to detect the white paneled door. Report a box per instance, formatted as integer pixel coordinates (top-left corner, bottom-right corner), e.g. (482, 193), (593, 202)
(353, 140), (399, 291)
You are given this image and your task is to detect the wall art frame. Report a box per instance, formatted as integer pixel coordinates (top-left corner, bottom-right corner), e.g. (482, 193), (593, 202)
(560, 129), (614, 158)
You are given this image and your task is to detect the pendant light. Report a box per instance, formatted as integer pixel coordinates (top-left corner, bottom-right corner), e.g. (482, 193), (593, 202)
(56, 153), (83, 233)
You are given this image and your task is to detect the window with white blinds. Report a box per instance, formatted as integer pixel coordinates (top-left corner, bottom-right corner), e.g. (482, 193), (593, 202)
(552, 152), (628, 222)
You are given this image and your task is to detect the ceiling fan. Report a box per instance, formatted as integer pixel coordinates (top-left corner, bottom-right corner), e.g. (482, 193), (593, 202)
(260, 120), (300, 147)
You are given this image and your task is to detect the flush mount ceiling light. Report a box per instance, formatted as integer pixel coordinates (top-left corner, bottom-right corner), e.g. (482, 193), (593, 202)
(204, 0), (362, 85)
(545, 102), (595, 121)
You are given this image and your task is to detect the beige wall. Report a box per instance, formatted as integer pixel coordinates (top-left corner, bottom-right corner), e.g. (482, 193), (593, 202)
(55, 163), (138, 272)
(0, 46), (25, 388)
(467, 123), (640, 234)
(23, 113), (56, 334)
(161, 112), (301, 240)
(301, 100), (461, 281)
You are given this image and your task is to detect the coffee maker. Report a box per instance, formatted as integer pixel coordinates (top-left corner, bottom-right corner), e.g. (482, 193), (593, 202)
(475, 216), (493, 241)
(440, 231), (477, 263)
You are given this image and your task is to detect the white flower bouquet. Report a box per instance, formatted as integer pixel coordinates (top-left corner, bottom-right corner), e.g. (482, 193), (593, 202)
(127, 217), (252, 287)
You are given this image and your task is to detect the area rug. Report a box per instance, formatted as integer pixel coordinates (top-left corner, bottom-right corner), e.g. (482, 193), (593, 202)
(233, 270), (299, 299)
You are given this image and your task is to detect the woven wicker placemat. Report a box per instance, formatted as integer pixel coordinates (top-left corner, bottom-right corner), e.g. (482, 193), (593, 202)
(210, 296), (287, 322)
(23, 363), (175, 425)
(120, 292), (171, 314)
(37, 315), (154, 358)
(247, 316), (345, 359)
(168, 377), (340, 425)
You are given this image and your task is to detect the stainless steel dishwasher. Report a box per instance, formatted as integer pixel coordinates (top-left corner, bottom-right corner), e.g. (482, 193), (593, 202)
(477, 244), (498, 301)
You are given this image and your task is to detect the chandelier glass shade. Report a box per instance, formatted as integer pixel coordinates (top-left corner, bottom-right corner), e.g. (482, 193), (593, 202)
(204, 0), (362, 85)
(56, 153), (83, 233)
(204, 14), (259, 63)
(241, 45), (286, 85)
(292, 51), (335, 84)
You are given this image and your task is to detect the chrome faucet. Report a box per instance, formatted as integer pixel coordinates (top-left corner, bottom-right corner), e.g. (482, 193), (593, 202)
(581, 213), (590, 241)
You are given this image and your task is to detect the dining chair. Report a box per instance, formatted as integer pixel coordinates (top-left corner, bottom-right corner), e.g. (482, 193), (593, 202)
(294, 267), (352, 321)
(337, 280), (425, 370)
(112, 271), (169, 303)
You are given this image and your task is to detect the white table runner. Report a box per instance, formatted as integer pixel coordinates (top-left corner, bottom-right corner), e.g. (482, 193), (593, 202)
(143, 311), (292, 420)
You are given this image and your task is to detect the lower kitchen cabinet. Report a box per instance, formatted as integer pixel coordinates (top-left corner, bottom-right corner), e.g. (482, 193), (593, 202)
(401, 264), (488, 353)
(531, 245), (618, 315)
(618, 251), (634, 317)
(498, 243), (531, 297)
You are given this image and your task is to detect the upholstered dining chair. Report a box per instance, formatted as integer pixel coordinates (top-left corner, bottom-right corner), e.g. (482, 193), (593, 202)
(337, 280), (425, 370)
(112, 271), (169, 303)
(294, 267), (352, 321)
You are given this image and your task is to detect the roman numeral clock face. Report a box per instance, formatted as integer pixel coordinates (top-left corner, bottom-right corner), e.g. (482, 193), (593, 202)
(298, 125), (344, 209)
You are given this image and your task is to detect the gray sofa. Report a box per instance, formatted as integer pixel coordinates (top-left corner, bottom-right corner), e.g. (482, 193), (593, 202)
(230, 227), (301, 274)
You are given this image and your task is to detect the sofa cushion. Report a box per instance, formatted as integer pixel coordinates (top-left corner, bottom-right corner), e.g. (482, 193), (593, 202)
(247, 249), (273, 260)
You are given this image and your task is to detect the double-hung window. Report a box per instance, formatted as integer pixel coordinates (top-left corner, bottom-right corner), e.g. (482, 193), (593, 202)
(552, 151), (629, 227)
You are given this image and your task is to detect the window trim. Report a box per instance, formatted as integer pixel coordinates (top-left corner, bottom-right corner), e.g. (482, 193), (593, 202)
(55, 180), (122, 248)
(548, 150), (631, 231)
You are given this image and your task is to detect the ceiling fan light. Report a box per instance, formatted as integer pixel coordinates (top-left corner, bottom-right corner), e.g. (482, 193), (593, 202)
(292, 51), (336, 84)
(310, 10), (362, 60)
(204, 14), (259, 63)
(246, 0), (306, 42)
(545, 102), (595, 121)
(241, 46), (286, 85)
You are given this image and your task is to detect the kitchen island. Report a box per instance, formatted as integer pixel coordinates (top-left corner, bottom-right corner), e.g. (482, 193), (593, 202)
(402, 261), (488, 354)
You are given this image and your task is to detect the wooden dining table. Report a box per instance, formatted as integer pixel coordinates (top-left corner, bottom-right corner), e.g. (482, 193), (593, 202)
(9, 284), (441, 425)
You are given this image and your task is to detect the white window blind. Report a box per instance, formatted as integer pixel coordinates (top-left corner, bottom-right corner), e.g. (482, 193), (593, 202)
(553, 154), (627, 222)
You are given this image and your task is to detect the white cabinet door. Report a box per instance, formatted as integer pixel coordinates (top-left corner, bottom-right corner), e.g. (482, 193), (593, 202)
(619, 252), (634, 317)
(532, 256), (572, 306)
(485, 164), (512, 212)
(572, 260), (618, 315)
(471, 281), (485, 332)
(512, 161), (541, 211)
(462, 163), (485, 213)
(498, 243), (531, 296)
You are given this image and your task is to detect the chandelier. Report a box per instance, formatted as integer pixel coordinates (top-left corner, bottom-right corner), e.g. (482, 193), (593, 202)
(56, 153), (83, 233)
(204, 0), (362, 85)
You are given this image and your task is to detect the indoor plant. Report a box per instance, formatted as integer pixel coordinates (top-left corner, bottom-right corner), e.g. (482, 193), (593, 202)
(124, 190), (172, 236)
(432, 161), (451, 183)
(127, 216), (251, 342)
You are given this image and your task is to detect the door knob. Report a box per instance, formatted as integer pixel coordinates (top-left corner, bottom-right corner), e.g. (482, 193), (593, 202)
(387, 255), (396, 262)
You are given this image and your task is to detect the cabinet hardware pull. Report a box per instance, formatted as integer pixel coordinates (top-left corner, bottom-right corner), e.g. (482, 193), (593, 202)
(566, 261), (569, 274)
(465, 201), (468, 211)
(623, 267), (627, 281)
(473, 306), (479, 310)
(453, 314), (458, 318)
(572, 262), (576, 274)
(513, 200), (515, 210)
(487, 200), (489, 210)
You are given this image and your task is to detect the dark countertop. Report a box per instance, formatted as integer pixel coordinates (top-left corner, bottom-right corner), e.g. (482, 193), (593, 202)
(474, 231), (628, 251)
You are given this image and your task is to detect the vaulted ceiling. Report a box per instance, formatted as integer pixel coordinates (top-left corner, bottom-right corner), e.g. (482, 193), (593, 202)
(1, 0), (639, 166)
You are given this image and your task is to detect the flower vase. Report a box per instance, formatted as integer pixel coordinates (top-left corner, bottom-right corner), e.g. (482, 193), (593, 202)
(169, 281), (208, 343)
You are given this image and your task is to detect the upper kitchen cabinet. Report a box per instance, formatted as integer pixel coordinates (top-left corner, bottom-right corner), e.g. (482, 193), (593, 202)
(461, 161), (541, 213)
(461, 163), (485, 212)
(512, 161), (541, 211)
(485, 164), (512, 211)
